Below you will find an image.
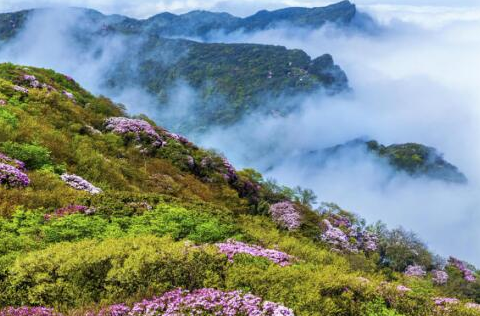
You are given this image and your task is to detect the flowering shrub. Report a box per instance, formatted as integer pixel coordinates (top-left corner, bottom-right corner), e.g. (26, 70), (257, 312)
(62, 90), (74, 100)
(269, 201), (301, 231)
(104, 117), (164, 148)
(221, 157), (238, 182)
(404, 265), (426, 277)
(318, 208), (378, 253)
(433, 297), (459, 308)
(164, 131), (190, 144)
(44, 205), (95, 220)
(0, 152), (26, 170)
(216, 239), (295, 266)
(60, 173), (102, 194)
(448, 257), (477, 282)
(431, 270), (449, 285)
(0, 307), (59, 316)
(321, 219), (353, 251)
(22, 74), (41, 88)
(0, 163), (30, 187)
(466, 303), (480, 310)
(360, 231), (378, 252)
(13, 85), (28, 94)
(396, 285), (412, 292)
(97, 288), (295, 316)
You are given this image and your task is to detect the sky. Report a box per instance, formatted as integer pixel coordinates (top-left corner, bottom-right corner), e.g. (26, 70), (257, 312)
(0, 0), (480, 18)
(0, 0), (479, 265)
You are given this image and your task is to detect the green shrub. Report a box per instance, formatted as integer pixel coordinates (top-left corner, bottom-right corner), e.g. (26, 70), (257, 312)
(0, 141), (52, 170)
(3, 236), (226, 307)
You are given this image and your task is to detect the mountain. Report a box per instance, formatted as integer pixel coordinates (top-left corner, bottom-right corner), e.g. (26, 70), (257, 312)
(0, 4), (353, 133)
(316, 139), (467, 183)
(0, 64), (478, 315)
(0, 64), (480, 316)
(106, 36), (348, 133)
(0, 1), (372, 41)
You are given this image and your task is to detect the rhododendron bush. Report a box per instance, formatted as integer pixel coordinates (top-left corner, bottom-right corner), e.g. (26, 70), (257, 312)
(60, 173), (102, 194)
(0, 162), (29, 188)
(104, 117), (164, 148)
(269, 201), (301, 231)
(431, 270), (449, 285)
(0, 152), (26, 170)
(404, 265), (426, 277)
(448, 257), (477, 282)
(216, 239), (295, 266)
(97, 288), (295, 316)
(319, 210), (378, 253)
(0, 307), (59, 316)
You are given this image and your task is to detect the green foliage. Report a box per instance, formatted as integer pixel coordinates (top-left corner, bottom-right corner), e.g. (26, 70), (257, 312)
(2, 236), (226, 307)
(0, 141), (52, 170)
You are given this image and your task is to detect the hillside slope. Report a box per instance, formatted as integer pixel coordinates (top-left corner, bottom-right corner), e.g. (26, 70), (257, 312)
(0, 64), (479, 315)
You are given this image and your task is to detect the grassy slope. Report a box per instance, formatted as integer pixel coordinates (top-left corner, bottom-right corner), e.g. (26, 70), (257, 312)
(0, 63), (478, 315)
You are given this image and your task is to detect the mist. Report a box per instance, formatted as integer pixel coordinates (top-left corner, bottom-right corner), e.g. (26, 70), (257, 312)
(195, 7), (480, 264)
(0, 2), (479, 266)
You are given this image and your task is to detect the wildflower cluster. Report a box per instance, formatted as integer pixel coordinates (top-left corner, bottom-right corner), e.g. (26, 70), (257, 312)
(0, 163), (30, 188)
(20, 74), (56, 92)
(269, 201), (301, 231)
(0, 307), (59, 316)
(466, 303), (480, 310)
(396, 285), (412, 292)
(22, 74), (40, 88)
(431, 270), (449, 285)
(216, 239), (295, 266)
(97, 288), (295, 316)
(448, 257), (477, 282)
(164, 130), (190, 144)
(104, 117), (164, 148)
(60, 173), (102, 194)
(320, 214), (378, 253)
(433, 297), (459, 309)
(44, 205), (95, 220)
(0, 152), (26, 170)
(0, 99), (6, 106)
(221, 157), (237, 182)
(62, 90), (75, 100)
(404, 265), (426, 277)
(321, 219), (352, 251)
(13, 85), (29, 94)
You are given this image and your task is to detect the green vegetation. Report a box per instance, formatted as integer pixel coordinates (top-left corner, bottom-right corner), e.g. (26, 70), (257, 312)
(0, 6), (349, 134)
(0, 63), (478, 315)
(366, 140), (467, 183)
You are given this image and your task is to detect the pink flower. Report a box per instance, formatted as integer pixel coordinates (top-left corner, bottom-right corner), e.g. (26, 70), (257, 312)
(404, 265), (426, 277)
(269, 201), (301, 231)
(431, 270), (449, 285)
(96, 288), (295, 316)
(13, 85), (28, 94)
(60, 173), (102, 194)
(0, 163), (29, 188)
(396, 285), (412, 292)
(216, 240), (295, 266)
(104, 117), (164, 148)
(448, 257), (477, 282)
